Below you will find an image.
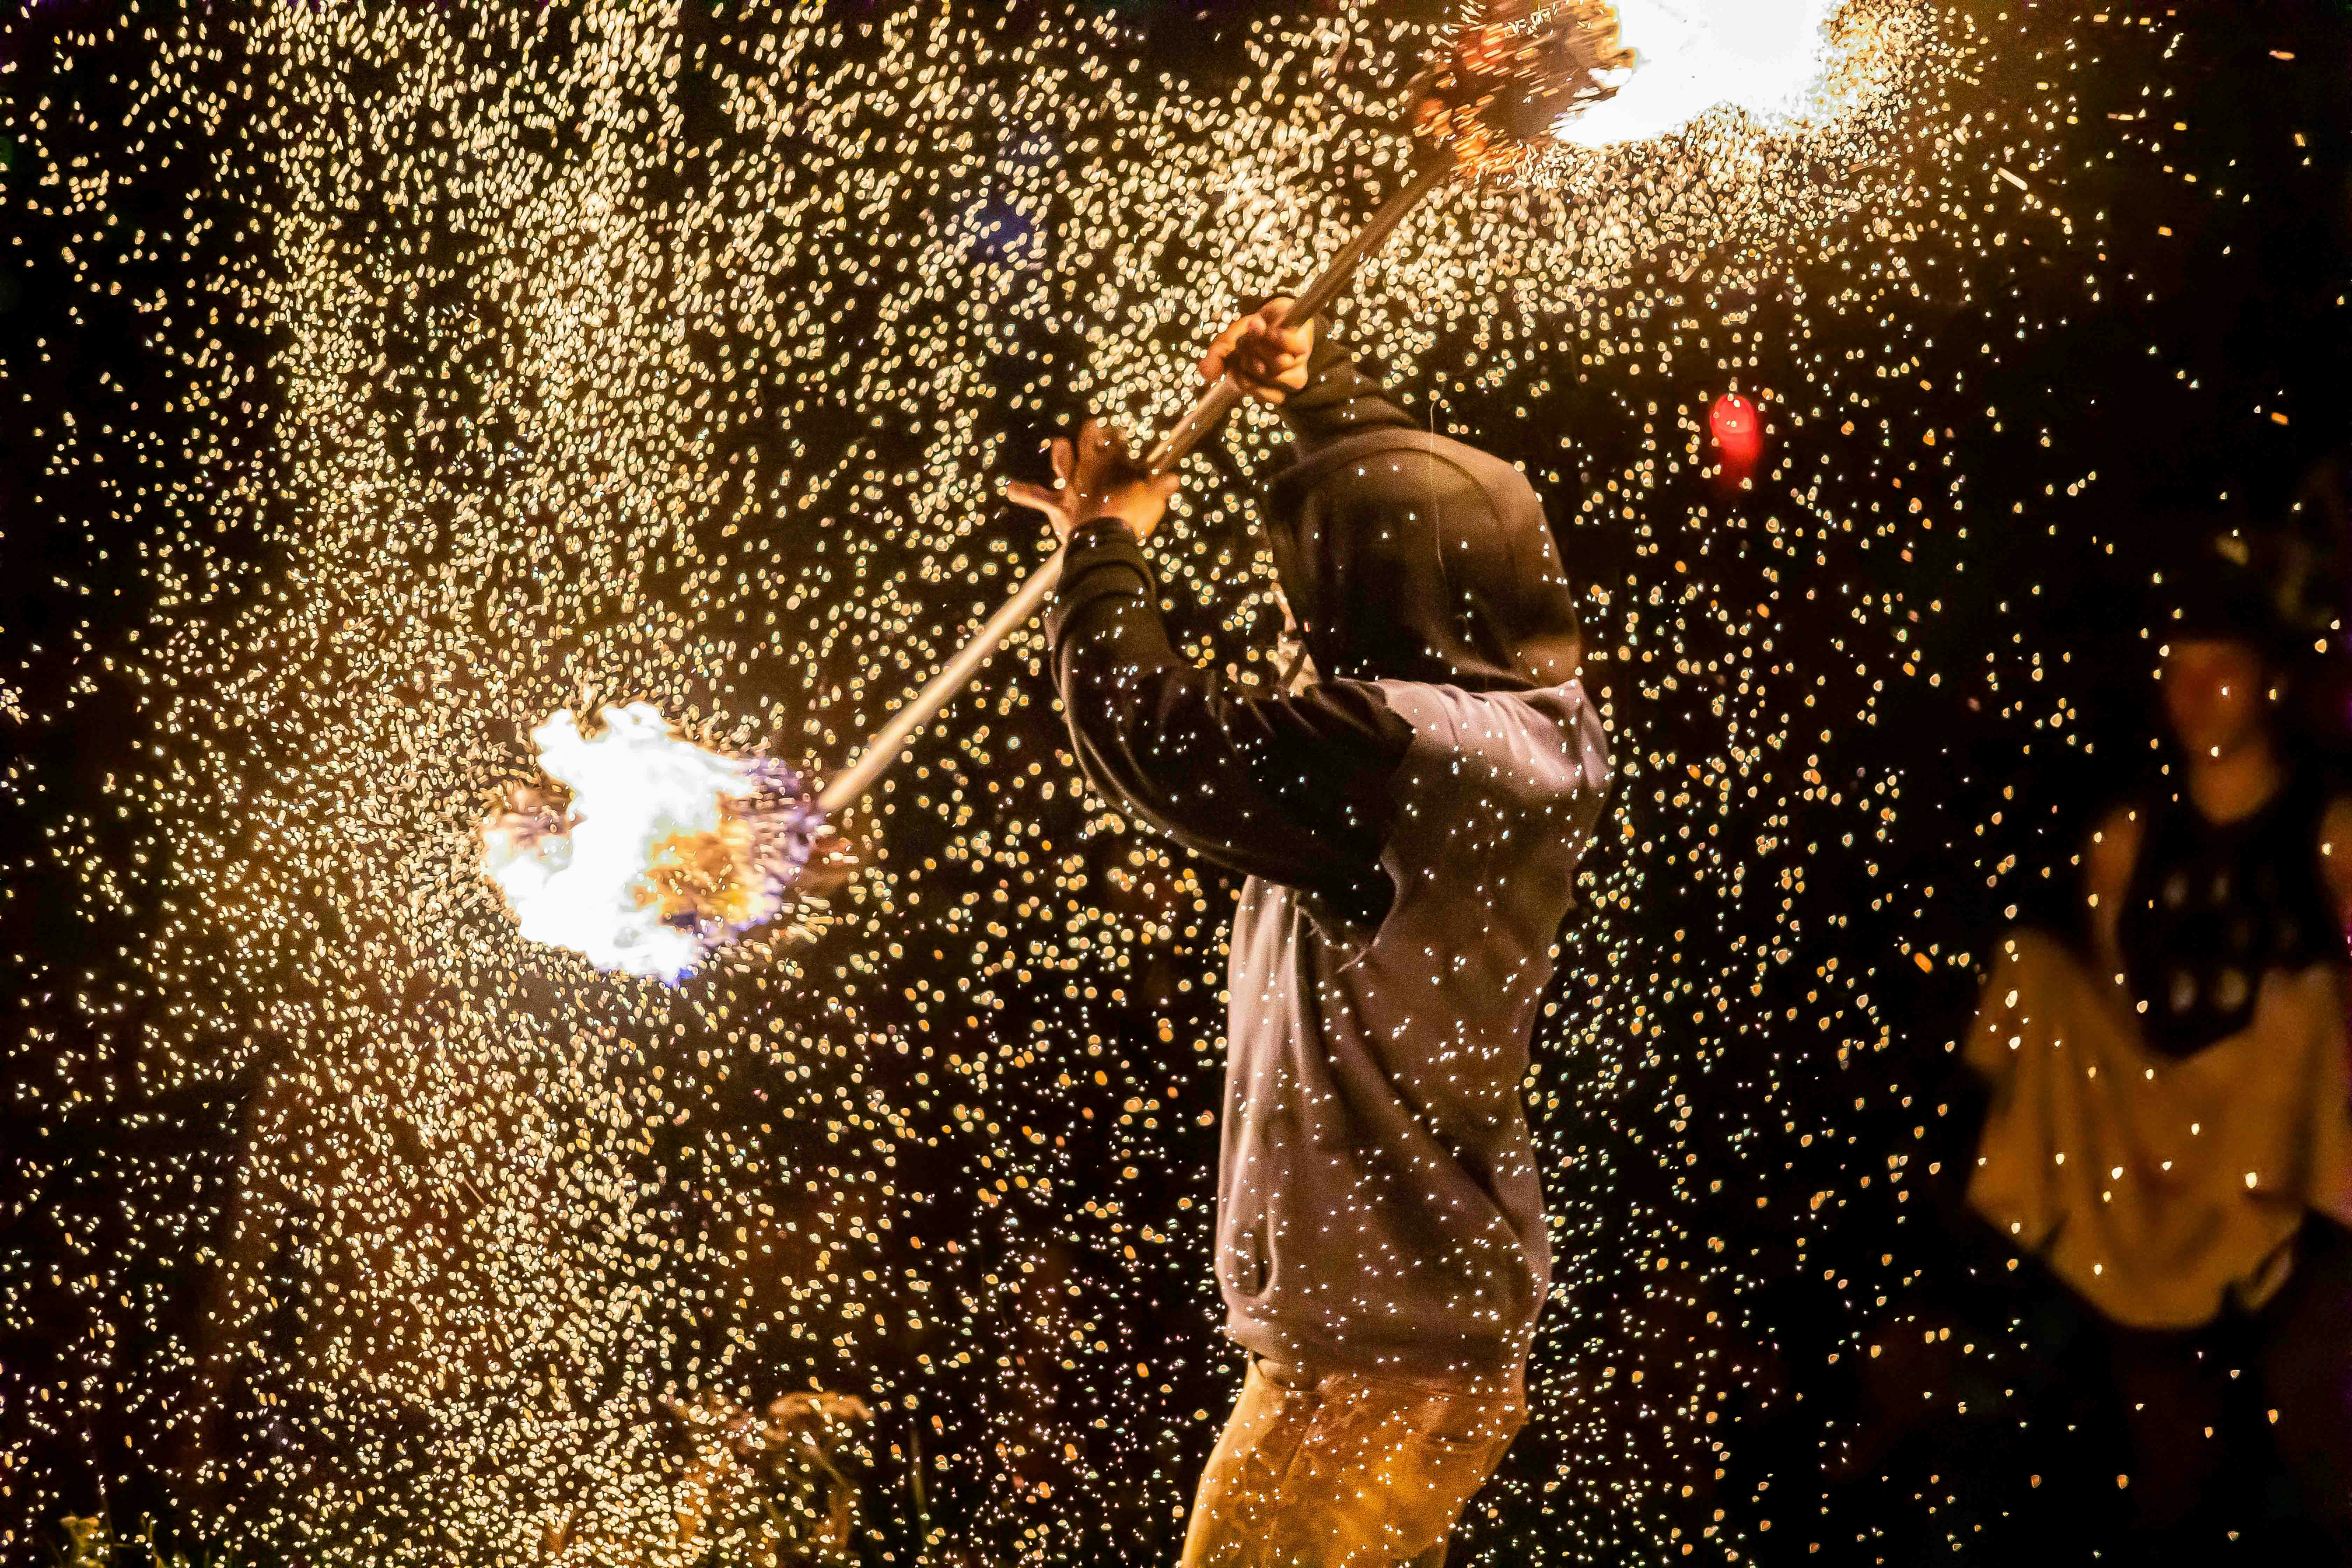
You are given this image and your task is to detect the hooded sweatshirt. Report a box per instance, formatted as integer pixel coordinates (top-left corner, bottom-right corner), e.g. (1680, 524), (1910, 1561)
(1047, 330), (1612, 1392)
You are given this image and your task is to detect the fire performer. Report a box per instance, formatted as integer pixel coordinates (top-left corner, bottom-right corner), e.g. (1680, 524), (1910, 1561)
(1008, 300), (1611, 1566)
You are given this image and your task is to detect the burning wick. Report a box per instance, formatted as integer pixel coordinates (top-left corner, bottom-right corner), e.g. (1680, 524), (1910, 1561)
(480, 702), (828, 981)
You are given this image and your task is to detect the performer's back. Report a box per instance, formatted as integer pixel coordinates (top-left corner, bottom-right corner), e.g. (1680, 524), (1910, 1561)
(1218, 674), (1606, 1392)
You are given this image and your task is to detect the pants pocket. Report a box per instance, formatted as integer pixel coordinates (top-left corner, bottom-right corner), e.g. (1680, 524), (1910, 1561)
(1396, 1388), (1526, 1449)
(1375, 1392), (1521, 1561)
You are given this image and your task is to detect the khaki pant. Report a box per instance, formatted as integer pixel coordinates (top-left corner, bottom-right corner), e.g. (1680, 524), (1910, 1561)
(1178, 1356), (1526, 1568)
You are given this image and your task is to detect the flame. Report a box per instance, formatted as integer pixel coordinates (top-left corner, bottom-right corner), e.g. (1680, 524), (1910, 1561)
(1555, 0), (1844, 147)
(479, 702), (822, 981)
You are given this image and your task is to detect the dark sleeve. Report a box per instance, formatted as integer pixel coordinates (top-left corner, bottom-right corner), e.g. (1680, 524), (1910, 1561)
(1046, 518), (1414, 925)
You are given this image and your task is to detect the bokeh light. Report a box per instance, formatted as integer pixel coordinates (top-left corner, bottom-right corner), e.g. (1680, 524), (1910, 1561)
(1710, 392), (1764, 481)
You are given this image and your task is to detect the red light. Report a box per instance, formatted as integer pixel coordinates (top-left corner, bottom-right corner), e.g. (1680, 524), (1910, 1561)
(1710, 392), (1764, 479)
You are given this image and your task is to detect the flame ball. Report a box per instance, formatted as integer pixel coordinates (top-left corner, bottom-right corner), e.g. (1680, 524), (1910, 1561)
(480, 703), (824, 981)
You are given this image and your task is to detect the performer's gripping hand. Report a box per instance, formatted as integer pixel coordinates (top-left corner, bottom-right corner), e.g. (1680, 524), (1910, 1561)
(1004, 418), (1179, 544)
(1200, 297), (1314, 406)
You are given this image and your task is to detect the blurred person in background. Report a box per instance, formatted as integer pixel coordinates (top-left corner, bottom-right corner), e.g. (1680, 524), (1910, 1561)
(1967, 531), (2352, 1559)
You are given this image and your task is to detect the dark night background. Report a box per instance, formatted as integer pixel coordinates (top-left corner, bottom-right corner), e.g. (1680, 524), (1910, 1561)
(4, 0), (2352, 1563)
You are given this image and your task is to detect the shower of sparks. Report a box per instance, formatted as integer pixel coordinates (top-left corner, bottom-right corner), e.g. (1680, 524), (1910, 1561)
(481, 703), (823, 981)
(10, 0), (2305, 1563)
(484, 0), (1851, 983)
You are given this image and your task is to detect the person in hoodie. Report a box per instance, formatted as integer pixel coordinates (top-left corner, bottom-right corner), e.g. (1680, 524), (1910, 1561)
(1005, 299), (1612, 1567)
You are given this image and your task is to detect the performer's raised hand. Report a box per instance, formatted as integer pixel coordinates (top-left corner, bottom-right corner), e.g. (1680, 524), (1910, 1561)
(1202, 298), (1315, 405)
(1004, 417), (1179, 543)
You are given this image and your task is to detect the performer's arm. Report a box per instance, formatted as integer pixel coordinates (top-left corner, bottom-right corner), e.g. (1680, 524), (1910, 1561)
(2082, 804), (2143, 975)
(1049, 521), (1410, 922)
(1006, 420), (1412, 925)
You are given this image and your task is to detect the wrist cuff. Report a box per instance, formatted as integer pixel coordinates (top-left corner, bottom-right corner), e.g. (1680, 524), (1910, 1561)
(1048, 520), (1154, 646)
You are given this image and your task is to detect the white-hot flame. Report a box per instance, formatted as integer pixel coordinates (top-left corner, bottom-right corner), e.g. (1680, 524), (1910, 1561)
(480, 702), (819, 981)
(1558, 0), (1843, 147)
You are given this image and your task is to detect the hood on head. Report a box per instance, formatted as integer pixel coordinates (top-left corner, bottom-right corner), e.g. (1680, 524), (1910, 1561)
(1263, 428), (1582, 693)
